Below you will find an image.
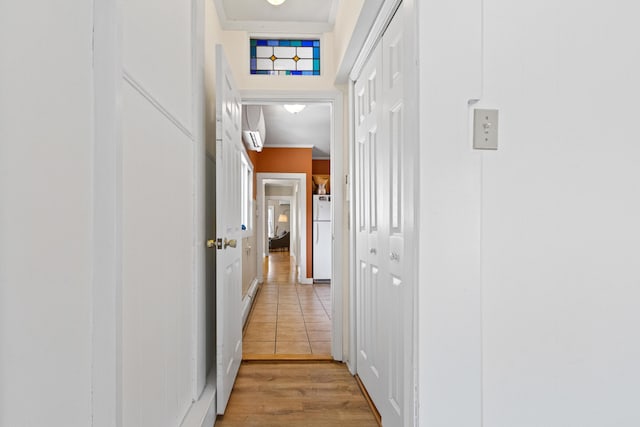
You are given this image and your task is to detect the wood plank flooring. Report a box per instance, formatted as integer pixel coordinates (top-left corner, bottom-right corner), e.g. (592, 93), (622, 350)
(243, 252), (332, 357)
(215, 361), (379, 426)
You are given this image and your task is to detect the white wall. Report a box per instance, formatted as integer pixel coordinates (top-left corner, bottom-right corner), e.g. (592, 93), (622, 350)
(416, 0), (483, 424)
(418, 0), (640, 425)
(481, 1), (640, 425)
(332, 0), (366, 77)
(121, 84), (194, 426)
(120, 0), (200, 424)
(0, 1), (93, 425)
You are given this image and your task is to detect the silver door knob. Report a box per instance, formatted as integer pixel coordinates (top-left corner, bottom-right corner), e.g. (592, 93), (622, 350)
(389, 252), (400, 262)
(369, 248), (377, 254)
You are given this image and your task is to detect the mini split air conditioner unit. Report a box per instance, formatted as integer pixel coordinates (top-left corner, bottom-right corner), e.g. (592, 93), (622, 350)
(242, 106), (266, 152)
(242, 130), (263, 151)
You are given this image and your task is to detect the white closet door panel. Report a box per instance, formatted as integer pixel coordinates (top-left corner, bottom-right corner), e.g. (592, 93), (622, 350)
(355, 40), (387, 408)
(381, 8), (409, 425)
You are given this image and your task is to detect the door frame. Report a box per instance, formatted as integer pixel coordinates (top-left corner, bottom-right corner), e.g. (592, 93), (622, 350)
(265, 194), (295, 255)
(257, 175), (306, 281)
(243, 90), (344, 362)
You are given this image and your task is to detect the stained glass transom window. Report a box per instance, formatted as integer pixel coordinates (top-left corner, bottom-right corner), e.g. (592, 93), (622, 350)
(250, 39), (320, 76)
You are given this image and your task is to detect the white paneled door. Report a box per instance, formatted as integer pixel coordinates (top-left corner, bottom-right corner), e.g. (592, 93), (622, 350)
(215, 45), (243, 415)
(354, 7), (412, 426)
(380, 11), (408, 424)
(355, 40), (386, 408)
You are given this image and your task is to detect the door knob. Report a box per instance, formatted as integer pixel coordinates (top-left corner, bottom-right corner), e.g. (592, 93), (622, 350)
(224, 238), (237, 249)
(206, 238), (222, 249)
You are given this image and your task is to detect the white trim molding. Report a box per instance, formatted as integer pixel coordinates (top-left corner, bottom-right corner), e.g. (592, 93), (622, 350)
(241, 278), (261, 327)
(123, 70), (195, 141)
(178, 374), (217, 427)
(256, 173), (308, 282)
(348, 0), (403, 82)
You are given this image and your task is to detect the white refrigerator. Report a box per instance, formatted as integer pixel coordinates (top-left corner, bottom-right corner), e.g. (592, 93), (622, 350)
(313, 195), (332, 281)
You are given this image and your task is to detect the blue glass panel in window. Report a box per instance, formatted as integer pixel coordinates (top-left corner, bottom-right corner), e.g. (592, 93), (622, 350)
(250, 38), (320, 75)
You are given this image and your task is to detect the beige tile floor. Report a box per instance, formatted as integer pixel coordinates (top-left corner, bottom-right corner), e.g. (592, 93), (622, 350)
(243, 252), (332, 356)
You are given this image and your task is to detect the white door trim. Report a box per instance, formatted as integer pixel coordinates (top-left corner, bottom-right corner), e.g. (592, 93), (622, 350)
(349, 0), (403, 82)
(257, 174), (307, 282)
(265, 195), (295, 260)
(245, 90), (344, 361)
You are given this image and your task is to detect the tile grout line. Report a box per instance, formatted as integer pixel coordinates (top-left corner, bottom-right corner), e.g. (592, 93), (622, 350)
(273, 279), (279, 354)
(313, 284), (331, 319)
(296, 281), (313, 354)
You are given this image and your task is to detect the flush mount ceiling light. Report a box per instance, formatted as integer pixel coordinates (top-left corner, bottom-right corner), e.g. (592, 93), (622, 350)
(266, 0), (286, 5)
(284, 104), (306, 114)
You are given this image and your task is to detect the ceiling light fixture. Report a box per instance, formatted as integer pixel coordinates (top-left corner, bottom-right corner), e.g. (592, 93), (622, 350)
(266, 0), (286, 5)
(284, 104), (306, 114)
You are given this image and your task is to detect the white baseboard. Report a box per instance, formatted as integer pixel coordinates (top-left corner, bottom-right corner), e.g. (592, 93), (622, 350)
(346, 360), (356, 376)
(241, 278), (261, 327)
(296, 264), (313, 284)
(180, 377), (216, 427)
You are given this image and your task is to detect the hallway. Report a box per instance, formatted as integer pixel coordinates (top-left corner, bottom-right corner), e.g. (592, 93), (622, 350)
(214, 253), (379, 425)
(243, 252), (332, 357)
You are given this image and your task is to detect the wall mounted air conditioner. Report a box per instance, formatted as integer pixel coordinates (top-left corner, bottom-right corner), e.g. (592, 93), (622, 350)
(242, 130), (263, 151)
(242, 106), (266, 152)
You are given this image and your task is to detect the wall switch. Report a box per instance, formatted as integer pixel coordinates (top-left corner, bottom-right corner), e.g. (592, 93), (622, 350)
(473, 109), (499, 150)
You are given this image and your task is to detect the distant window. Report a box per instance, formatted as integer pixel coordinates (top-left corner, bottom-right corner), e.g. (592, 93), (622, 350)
(250, 38), (320, 76)
(240, 154), (253, 233)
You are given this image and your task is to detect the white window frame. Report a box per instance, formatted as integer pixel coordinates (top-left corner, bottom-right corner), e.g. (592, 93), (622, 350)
(240, 151), (254, 237)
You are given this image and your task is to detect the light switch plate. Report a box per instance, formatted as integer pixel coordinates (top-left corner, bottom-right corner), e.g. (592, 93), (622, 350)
(473, 109), (499, 150)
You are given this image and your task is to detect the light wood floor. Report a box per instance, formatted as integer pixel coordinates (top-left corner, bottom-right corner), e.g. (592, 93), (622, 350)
(243, 252), (332, 357)
(215, 362), (379, 426)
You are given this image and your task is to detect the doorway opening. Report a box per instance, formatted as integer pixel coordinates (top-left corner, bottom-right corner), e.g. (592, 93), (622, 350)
(240, 92), (344, 360)
(242, 173), (333, 357)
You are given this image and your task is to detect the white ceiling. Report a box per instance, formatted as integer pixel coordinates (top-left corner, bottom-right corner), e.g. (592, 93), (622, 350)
(247, 103), (331, 158)
(215, 0), (340, 33)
